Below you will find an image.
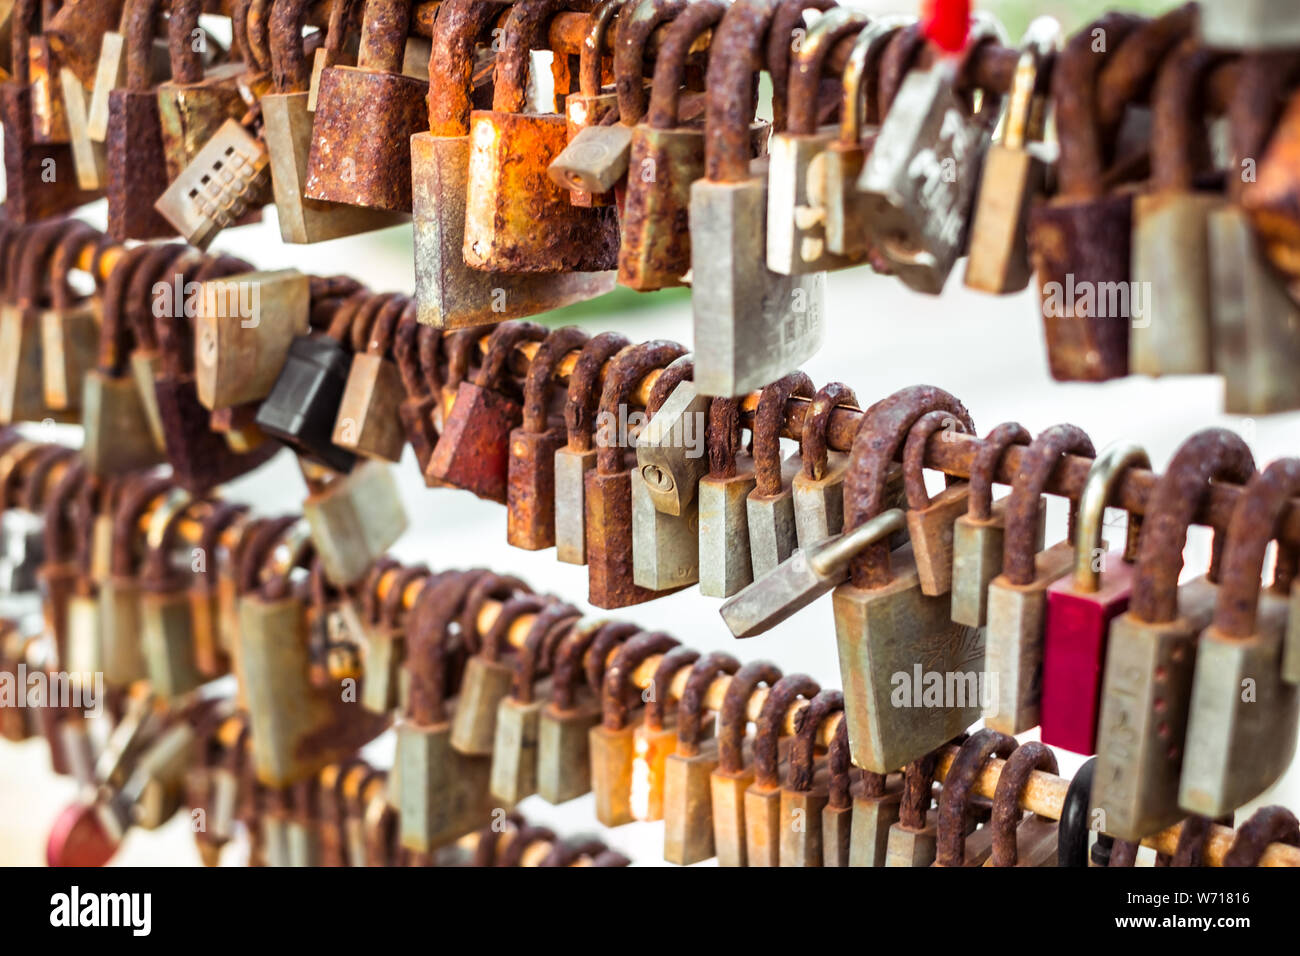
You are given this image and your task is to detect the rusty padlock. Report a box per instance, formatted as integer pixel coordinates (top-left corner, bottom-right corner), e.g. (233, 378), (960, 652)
(189, 501), (247, 678)
(779, 689), (842, 867)
(100, 475), (172, 689)
(698, 397), (757, 598)
(394, 305), (441, 476)
(332, 294), (411, 463)
(901, 409), (972, 597)
(747, 372), (813, 578)
(39, 224), (101, 415)
(986, 741), (1060, 867)
(629, 645), (699, 822)
(744, 672), (818, 867)
(821, 718), (853, 867)
(932, 730), (1015, 867)
(138, 488), (204, 700)
(36, 458), (86, 668)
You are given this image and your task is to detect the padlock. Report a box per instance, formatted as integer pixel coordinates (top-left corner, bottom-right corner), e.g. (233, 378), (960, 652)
(302, 459), (409, 587)
(744, 673), (818, 867)
(332, 294), (411, 463)
(189, 501), (246, 678)
(690, 0), (824, 397)
(412, 0), (614, 329)
(195, 268), (311, 411)
(932, 730), (1015, 867)
(435, 325), (485, 431)
(857, 15), (1005, 293)
(360, 565), (429, 715)
(124, 241), (193, 453)
(100, 476), (172, 689)
(555, 332), (629, 565)
(985, 741), (1059, 867)
(698, 398), (757, 598)
(1, 0), (98, 224)
(635, 371), (711, 520)
(508, 326), (589, 549)
(1200, 1), (1300, 49)
(392, 305), (441, 476)
(35, 457), (85, 666)
(984, 425), (1096, 735)
(1130, 39), (1228, 377)
(428, 321), (547, 501)
(224, 514), (297, 708)
(793, 383), (855, 549)
(39, 223), (101, 413)
(259, 0), (404, 242)
(778, 689), (842, 867)
(30, 0), (120, 147)
(834, 386), (981, 773)
(1094, 429), (1255, 841)
(537, 619), (635, 803)
(632, 356), (701, 591)
(397, 571), (497, 853)
(450, 578), (542, 755)
(847, 767), (902, 868)
(139, 489), (205, 699)
(951, 422), (1035, 628)
(589, 631), (679, 826)
(305, 0), (426, 212)
(1028, 14), (1142, 381)
(963, 17), (1057, 294)
(1181, 459), (1300, 817)
(766, 7), (869, 276)
(1040, 442), (1150, 753)
(489, 603), (580, 805)
(820, 718), (853, 867)
(629, 645), (699, 822)
(663, 651), (739, 865)
(901, 409), (972, 596)
(746, 372), (813, 577)
(104, 0), (177, 240)
(461, 0), (620, 273)
(306, 0), (362, 113)
(585, 340), (688, 608)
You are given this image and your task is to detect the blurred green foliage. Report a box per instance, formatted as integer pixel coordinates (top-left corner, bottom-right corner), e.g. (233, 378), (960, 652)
(986, 0), (1180, 37)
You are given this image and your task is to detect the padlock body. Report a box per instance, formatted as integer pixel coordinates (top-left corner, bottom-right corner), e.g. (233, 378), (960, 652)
(1, 83), (98, 224)
(333, 352), (407, 463)
(537, 700), (601, 804)
(156, 64), (249, 181)
(105, 87), (174, 240)
(585, 468), (659, 609)
(849, 790), (903, 867)
(743, 784), (782, 867)
(140, 589), (203, 700)
(490, 695), (547, 805)
(951, 496), (1046, 628)
(905, 483), (970, 597)
(698, 462), (757, 598)
(427, 381), (521, 502)
(40, 305), (99, 411)
(964, 143), (1045, 294)
(396, 719), (493, 853)
(449, 655), (515, 756)
(507, 424), (567, 550)
(631, 468), (700, 592)
(885, 821), (938, 868)
(663, 747), (718, 865)
(619, 126), (703, 290)
(255, 334), (358, 473)
(779, 786), (828, 866)
(303, 460), (408, 586)
(554, 445), (598, 565)
(589, 723), (637, 827)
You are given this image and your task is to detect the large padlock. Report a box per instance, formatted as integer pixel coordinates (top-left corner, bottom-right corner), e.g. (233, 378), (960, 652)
(39, 223), (101, 414)
(105, 0), (176, 240)
(1093, 429), (1255, 841)
(302, 460), (409, 587)
(834, 386), (981, 773)
(932, 730), (1016, 867)
(1130, 38), (1228, 377)
(462, 0), (621, 273)
(508, 326), (589, 550)
(984, 425), (1095, 735)
(100, 475), (172, 688)
(589, 631), (678, 826)
(139, 489), (204, 699)
(690, 0), (823, 397)
(305, 0), (427, 212)
(663, 651), (739, 865)
(1040, 442), (1149, 753)
(1181, 459), (1300, 817)
(744, 673), (818, 867)
(985, 741), (1059, 867)
(585, 340), (688, 608)
(746, 372), (813, 578)
(332, 294), (411, 463)
(555, 332), (628, 565)
(698, 398), (757, 598)
(428, 321), (547, 501)
(413, 0), (613, 330)
(779, 689), (842, 867)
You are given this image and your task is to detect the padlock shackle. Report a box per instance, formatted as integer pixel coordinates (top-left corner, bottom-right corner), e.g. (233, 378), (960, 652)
(579, 0), (623, 98)
(492, 0), (564, 115)
(407, 569), (482, 726)
(22, 445), (76, 524)
(934, 729), (1015, 867)
(522, 327), (589, 435)
(1070, 442), (1150, 592)
(998, 15), (1058, 152)
(988, 740), (1057, 867)
(826, 719), (853, 809)
(843, 385), (974, 589)
(1094, 5), (1191, 135)
(1226, 54), (1298, 203)
(613, 0), (686, 125)
(110, 475), (175, 577)
(393, 303), (428, 398)
(351, 292), (402, 353)
(459, 572), (531, 656)
(1209, 459), (1300, 639)
(752, 372), (813, 498)
(1223, 806), (1300, 867)
(798, 383), (855, 481)
(474, 320), (547, 390)
(837, 16), (909, 148)
(676, 651), (739, 755)
(98, 245), (156, 376)
(1001, 424), (1096, 587)
(766, 0), (836, 135)
(965, 422), (1031, 522)
(1150, 37), (1230, 192)
(785, 688), (842, 792)
(245, 0), (275, 73)
(194, 501), (249, 591)
(49, 227), (105, 313)
(751, 672), (817, 790)
(270, 0), (313, 94)
(580, 619), (638, 705)
(877, 20), (926, 118)
(705, 397), (744, 480)
(426, 0), (499, 135)
(600, 630), (677, 730)
(644, 645), (699, 730)
(125, 0), (169, 91)
(594, 340), (687, 474)
(786, 7), (869, 138)
(902, 410), (968, 510)
(234, 514), (298, 595)
(703, 0), (773, 183)
(545, 619), (601, 711)
(167, 0), (205, 86)
(1130, 428), (1255, 625)
(357, 0), (414, 73)
(367, 294), (410, 357)
(42, 460), (88, 566)
(646, 0), (725, 130)
(643, 354), (693, 418)
(511, 603), (580, 703)
(441, 325), (488, 396)
(361, 557), (401, 626)
(11, 0), (45, 86)
(141, 487), (196, 588)
(415, 319), (443, 399)
(16, 219), (79, 310)
(1053, 12), (1134, 201)
(380, 565), (429, 630)
(126, 243), (190, 354)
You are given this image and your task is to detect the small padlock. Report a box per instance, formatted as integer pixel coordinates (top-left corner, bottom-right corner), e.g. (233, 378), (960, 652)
(984, 425), (1096, 735)
(302, 460), (409, 587)
(744, 673), (818, 867)
(555, 332), (629, 565)
(35, 457), (85, 666)
(139, 489), (205, 699)
(332, 294), (411, 463)
(932, 730), (1016, 867)
(39, 223), (101, 414)
(630, 646), (699, 822)
(746, 372), (813, 577)
(85, 0), (170, 144)
(394, 306), (440, 476)
(635, 372), (711, 519)
(820, 719), (854, 867)
(189, 501), (246, 679)
(698, 398), (757, 598)
(985, 741), (1059, 867)
(508, 326), (589, 550)
(428, 321), (547, 501)
(589, 631), (678, 826)
(779, 689), (842, 867)
(663, 651), (739, 865)
(793, 383), (856, 549)
(1040, 442), (1150, 753)
(101, 476), (173, 689)
(1093, 429), (1255, 841)
(360, 565), (429, 715)
(901, 410), (972, 597)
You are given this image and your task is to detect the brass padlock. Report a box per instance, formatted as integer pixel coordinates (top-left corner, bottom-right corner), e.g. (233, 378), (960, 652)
(189, 500), (246, 678)
(39, 224), (101, 414)
(585, 340), (688, 609)
(302, 460), (409, 587)
(631, 646), (700, 822)
(428, 321), (547, 501)
(139, 489), (205, 700)
(849, 768), (902, 868)
(508, 326), (589, 549)
(360, 565), (429, 715)
(101, 476), (173, 688)
(489, 603), (581, 805)
(555, 332), (629, 565)
(985, 741), (1059, 867)
(744, 672), (818, 867)
(747, 372), (813, 578)
(537, 619), (635, 804)
(589, 631), (678, 827)
(305, 0), (427, 212)
(901, 410), (972, 597)
(951, 422), (1033, 628)
(86, 0), (169, 144)
(779, 689), (842, 867)
(663, 651), (739, 865)
(932, 730), (1015, 867)
(833, 386), (980, 773)
(690, 0), (823, 397)
(698, 398), (757, 598)
(462, 0), (621, 273)
(984, 424), (1095, 735)
(1094, 429), (1255, 841)
(821, 719), (853, 866)
(332, 294), (411, 463)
